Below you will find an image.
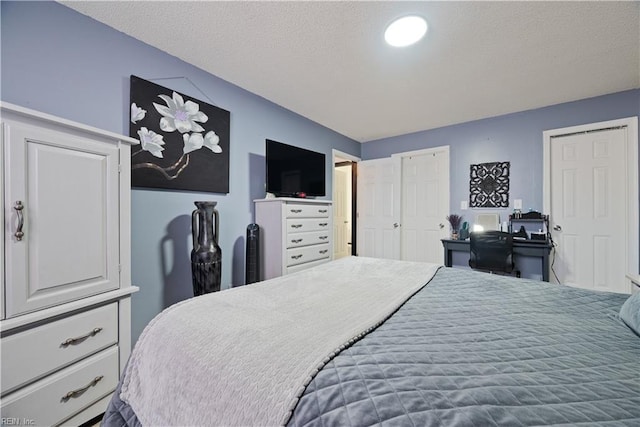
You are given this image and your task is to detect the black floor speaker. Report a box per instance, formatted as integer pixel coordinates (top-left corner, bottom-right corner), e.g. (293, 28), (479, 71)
(245, 223), (260, 285)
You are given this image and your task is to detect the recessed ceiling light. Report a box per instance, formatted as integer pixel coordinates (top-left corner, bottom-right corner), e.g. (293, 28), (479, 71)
(384, 15), (428, 47)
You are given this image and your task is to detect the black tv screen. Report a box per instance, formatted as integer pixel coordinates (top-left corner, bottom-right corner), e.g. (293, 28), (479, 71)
(266, 139), (326, 197)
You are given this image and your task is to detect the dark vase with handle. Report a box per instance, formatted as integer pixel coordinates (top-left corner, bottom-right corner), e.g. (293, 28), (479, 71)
(191, 201), (222, 295)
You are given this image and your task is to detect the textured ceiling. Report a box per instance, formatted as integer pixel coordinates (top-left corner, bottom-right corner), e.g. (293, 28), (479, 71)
(60, 1), (640, 142)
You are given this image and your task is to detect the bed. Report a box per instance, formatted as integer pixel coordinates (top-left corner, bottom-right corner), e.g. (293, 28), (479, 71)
(103, 256), (640, 426)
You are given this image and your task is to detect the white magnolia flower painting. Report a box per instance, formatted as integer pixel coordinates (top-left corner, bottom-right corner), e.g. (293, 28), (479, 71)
(137, 127), (165, 158)
(154, 92), (208, 134)
(183, 131), (222, 154)
(130, 103), (146, 124)
(129, 75), (230, 193)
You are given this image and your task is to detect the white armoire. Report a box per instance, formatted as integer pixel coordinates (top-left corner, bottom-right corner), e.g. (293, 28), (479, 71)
(1, 103), (139, 425)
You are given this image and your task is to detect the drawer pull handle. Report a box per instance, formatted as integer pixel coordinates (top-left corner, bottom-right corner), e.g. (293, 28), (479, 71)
(319, 250), (328, 254)
(318, 209), (327, 213)
(291, 224), (303, 229)
(14, 201), (25, 241)
(62, 376), (104, 401)
(290, 209), (302, 213)
(318, 236), (328, 240)
(291, 254), (303, 260)
(291, 239), (303, 244)
(319, 223), (328, 227)
(61, 327), (103, 347)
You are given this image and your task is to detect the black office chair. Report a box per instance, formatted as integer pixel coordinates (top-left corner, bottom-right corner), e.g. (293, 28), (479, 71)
(469, 231), (515, 275)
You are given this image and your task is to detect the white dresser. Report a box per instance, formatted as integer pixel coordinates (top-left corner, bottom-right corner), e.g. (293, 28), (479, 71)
(255, 198), (333, 280)
(1, 103), (139, 426)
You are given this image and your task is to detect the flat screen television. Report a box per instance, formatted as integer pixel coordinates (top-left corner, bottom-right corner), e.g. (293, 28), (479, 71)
(266, 139), (326, 197)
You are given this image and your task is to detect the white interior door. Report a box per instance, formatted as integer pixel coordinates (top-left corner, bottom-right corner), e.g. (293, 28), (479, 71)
(396, 148), (449, 263)
(549, 127), (630, 293)
(356, 158), (400, 259)
(333, 165), (351, 259)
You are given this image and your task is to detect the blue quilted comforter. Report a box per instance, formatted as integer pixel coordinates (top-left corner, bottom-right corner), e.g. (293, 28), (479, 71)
(104, 267), (640, 426)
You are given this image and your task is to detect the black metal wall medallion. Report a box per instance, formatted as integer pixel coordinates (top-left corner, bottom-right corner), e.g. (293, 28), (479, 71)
(469, 161), (510, 208)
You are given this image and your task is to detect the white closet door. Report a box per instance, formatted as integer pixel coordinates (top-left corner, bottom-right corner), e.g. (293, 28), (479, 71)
(397, 148), (449, 263)
(356, 158), (400, 259)
(550, 127), (627, 293)
(4, 121), (120, 316)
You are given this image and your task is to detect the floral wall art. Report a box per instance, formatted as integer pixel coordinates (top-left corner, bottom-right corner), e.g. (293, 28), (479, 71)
(469, 161), (510, 208)
(129, 75), (230, 193)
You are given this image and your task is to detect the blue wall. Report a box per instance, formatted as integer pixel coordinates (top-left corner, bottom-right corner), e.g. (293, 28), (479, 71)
(1, 1), (360, 344)
(362, 89), (639, 217)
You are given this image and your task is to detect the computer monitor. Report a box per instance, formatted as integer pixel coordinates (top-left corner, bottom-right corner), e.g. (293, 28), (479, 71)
(474, 213), (500, 231)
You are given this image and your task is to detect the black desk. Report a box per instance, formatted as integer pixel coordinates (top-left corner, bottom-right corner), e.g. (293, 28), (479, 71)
(441, 239), (553, 282)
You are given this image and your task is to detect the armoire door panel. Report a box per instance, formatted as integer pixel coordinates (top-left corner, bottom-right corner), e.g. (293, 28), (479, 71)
(4, 122), (119, 317)
(29, 143), (107, 289)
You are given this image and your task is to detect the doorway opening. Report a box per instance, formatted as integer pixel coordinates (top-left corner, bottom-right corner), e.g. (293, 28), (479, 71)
(332, 150), (360, 259)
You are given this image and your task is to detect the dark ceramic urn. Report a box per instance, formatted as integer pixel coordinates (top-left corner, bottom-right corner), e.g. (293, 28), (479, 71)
(190, 201), (222, 295)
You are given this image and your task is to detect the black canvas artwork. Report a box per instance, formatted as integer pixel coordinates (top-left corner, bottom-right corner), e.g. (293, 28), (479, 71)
(129, 75), (230, 193)
(469, 161), (510, 208)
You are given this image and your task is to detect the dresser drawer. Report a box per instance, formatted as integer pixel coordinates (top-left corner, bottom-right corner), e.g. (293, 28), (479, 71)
(1, 346), (119, 427)
(286, 257), (331, 274)
(286, 243), (330, 267)
(1, 303), (118, 394)
(286, 218), (331, 233)
(285, 203), (330, 218)
(285, 230), (331, 248)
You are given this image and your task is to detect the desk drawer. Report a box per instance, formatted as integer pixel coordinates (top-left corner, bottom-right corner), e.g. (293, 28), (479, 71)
(286, 243), (330, 267)
(1, 303), (118, 394)
(1, 346), (119, 427)
(285, 230), (331, 248)
(285, 204), (330, 218)
(286, 218), (330, 233)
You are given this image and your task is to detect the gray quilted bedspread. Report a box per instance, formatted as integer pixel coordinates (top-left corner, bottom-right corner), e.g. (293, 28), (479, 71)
(103, 267), (640, 426)
(287, 268), (640, 427)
